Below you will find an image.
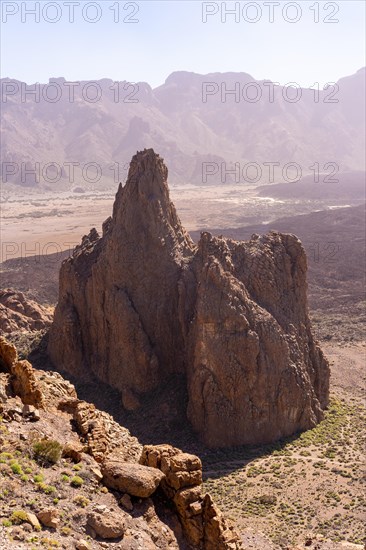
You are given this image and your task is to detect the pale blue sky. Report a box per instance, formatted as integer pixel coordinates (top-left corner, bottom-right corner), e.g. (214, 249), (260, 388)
(1, 1), (365, 87)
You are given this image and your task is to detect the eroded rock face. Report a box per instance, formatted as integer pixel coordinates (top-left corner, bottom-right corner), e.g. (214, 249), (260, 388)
(184, 231), (329, 446)
(48, 148), (329, 447)
(0, 336), (44, 409)
(140, 444), (241, 549)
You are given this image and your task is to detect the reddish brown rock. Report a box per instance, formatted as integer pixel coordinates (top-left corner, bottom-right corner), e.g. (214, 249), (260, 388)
(101, 460), (165, 497)
(37, 508), (60, 529)
(48, 149), (329, 447)
(140, 444), (241, 549)
(11, 360), (44, 409)
(184, 230), (329, 446)
(87, 509), (126, 539)
(0, 336), (17, 372)
(62, 441), (85, 462)
(0, 289), (53, 334)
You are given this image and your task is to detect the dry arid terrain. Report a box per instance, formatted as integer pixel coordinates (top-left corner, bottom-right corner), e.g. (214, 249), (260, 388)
(0, 173), (365, 549)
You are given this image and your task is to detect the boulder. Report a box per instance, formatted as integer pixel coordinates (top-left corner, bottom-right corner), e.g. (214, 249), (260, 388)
(101, 460), (165, 497)
(22, 404), (40, 421)
(87, 510), (125, 539)
(75, 540), (90, 550)
(11, 360), (44, 408)
(62, 441), (85, 462)
(119, 493), (133, 511)
(37, 508), (60, 529)
(140, 444), (241, 549)
(25, 512), (41, 530)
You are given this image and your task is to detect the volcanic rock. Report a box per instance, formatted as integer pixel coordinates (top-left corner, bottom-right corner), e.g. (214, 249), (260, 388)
(0, 289), (53, 334)
(0, 336), (241, 550)
(101, 461), (165, 497)
(140, 443), (241, 549)
(87, 509), (126, 539)
(37, 508), (60, 529)
(48, 148), (330, 447)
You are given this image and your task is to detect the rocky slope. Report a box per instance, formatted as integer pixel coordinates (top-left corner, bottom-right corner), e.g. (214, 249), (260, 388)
(0, 336), (241, 549)
(0, 289), (53, 335)
(48, 149), (329, 448)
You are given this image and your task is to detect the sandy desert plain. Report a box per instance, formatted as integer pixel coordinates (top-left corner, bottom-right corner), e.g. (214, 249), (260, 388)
(0, 178), (365, 549)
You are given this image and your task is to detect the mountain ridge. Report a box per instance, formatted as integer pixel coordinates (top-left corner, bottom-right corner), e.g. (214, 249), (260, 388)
(2, 68), (365, 189)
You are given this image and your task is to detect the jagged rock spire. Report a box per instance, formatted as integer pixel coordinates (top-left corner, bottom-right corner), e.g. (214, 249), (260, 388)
(48, 150), (329, 447)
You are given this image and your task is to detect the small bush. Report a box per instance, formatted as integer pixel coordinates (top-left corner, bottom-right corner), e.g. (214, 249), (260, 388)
(70, 476), (83, 488)
(37, 483), (56, 495)
(40, 538), (60, 547)
(73, 494), (89, 507)
(10, 510), (28, 524)
(34, 474), (44, 483)
(10, 462), (23, 475)
(0, 452), (13, 463)
(33, 440), (62, 466)
(2, 519), (12, 527)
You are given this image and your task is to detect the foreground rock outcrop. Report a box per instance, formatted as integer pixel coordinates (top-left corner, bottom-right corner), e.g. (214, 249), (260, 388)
(0, 336), (241, 549)
(48, 149), (329, 447)
(140, 444), (240, 549)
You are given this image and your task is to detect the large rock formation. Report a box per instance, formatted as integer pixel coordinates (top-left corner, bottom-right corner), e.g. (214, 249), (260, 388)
(48, 148), (329, 447)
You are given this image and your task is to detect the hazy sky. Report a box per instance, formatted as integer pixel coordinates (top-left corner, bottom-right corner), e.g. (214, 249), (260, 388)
(1, 1), (365, 87)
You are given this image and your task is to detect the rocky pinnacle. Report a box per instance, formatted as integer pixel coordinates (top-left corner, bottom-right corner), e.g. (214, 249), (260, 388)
(48, 149), (330, 447)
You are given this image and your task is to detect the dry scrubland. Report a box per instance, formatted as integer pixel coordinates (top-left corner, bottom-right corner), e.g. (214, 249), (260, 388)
(202, 360), (366, 547)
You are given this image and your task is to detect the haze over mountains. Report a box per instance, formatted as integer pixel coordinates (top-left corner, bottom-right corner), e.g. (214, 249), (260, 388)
(1, 67), (365, 189)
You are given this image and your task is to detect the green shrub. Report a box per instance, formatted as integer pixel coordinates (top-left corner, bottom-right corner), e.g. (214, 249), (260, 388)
(10, 462), (24, 475)
(70, 476), (83, 488)
(2, 519), (12, 527)
(37, 482), (56, 495)
(34, 473), (44, 483)
(73, 494), (89, 507)
(33, 440), (62, 466)
(0, 452), (13, 463)
(10, 510), (28, 524)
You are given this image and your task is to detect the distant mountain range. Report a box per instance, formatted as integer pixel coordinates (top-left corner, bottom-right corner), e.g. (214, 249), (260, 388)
(1, 68), (365, 190)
